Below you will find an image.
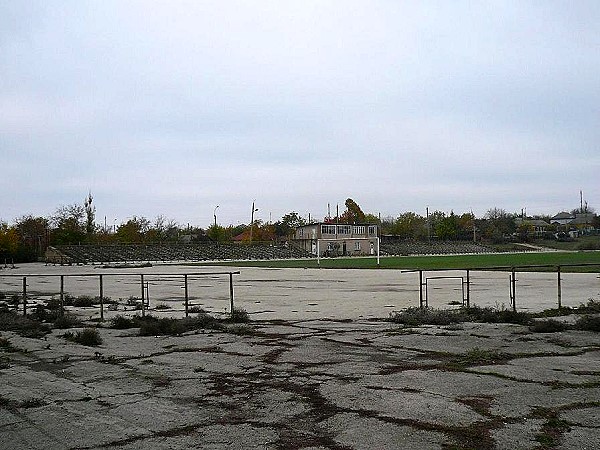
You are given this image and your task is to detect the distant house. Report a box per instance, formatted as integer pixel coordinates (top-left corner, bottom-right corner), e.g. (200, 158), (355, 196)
(294, 223), (378, 257)
(570, 213), (595, 234)
(515, 218), (550, 238)
(531, 220), (550, 238)
(550, 211), (597, 236)
(550, 212), (574, 226)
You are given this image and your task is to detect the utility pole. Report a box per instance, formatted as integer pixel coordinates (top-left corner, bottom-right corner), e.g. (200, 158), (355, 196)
(249, 200), (258, 243)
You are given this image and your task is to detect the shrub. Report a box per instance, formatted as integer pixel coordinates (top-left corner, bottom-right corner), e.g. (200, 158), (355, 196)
(229, 307), (250, 323)
(388, 307), (460, 326)
(10, 294), (21, 307)
(529, 319), (568, 333)
(0, 336), (16, 352)
(124, 296), (143, 310)
(64, 328), (102, 346)
(574, 315), (600, 332)
(53, 313), (82, 329)
(138, 313), (222, 336)
(110, 315), (139, 329)
(463, 306), (532, 325)
(154, 303), (171, 310)
(73, 296), (95, 307)
(30, 305), (59, 323)
(0, 311), (51, 338)
(577, 299), (600, 314)
(188, 306), (206, 314)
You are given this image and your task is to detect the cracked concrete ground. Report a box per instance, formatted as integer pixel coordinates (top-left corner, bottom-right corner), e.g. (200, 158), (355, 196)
(1, 263), (599, 448)
(1, 317), (600, 449)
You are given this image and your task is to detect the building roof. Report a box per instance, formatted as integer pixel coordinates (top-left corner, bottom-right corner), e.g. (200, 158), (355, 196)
(570, 213), (595, 225)
(551, 212), (574, 220)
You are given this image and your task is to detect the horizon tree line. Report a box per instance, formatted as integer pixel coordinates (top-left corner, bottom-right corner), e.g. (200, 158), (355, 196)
(1, 195), (597, 263)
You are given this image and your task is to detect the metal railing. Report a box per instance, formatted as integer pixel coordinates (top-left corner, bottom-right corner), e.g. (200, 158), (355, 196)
(0, 271), (240, 320)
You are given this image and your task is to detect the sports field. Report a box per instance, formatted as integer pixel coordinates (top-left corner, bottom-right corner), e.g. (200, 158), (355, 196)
(193, 251), (600, 272)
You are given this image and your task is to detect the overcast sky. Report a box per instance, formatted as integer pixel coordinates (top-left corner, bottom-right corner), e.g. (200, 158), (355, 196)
(1, 1), (598, 227)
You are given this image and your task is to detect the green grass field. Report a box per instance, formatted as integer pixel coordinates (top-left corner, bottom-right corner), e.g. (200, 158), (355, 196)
(190, 251), (600, 272)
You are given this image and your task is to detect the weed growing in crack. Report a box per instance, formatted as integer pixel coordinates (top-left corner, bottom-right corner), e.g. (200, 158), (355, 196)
(453, 347), (509, 367)
(532, 408), (571, 448)
(63, 328), (103, 346)
(0, 310), (50, 338)
(529, 319), (568, 333)
(574, 315), (600, 332)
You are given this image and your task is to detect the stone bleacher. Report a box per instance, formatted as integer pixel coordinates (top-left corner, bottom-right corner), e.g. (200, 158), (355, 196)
(380, 239), (494, 256)
(46, 243), (312, 265)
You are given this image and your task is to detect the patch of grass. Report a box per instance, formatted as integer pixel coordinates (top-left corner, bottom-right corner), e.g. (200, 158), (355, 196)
(53, 313), (82, 329)
(72, 295), (95, 307)
(529, 319), (568, 333)
(388, 305), (533, 326)
(455, 347), (509, 367)
(574, 315), (600, 332)
(0, 311), (51, 338)
(149, 375), (171, 387)
(138, 313), (222, 336)
(110, 315), (141, 329)
(577, 298), (600, 314)
(388, 307), (460, 326)
(192, 250), (600, 271)
(462, 306), (532, 324)
(533, 408), (571, 448)
(63, 328), (103, 346)
(0, 396), (47, 410)
(0, 336), (17, 353)
(222, 323), (255, 335)
(228, 307), (250, 323)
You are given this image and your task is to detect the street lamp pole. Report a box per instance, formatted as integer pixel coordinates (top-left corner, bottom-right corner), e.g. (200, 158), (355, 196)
(250, 200), (258, 243)
(213, 205), (219, 228)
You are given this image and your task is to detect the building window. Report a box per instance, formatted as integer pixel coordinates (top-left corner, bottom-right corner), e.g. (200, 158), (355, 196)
(298, 228), (304, 237)
(321, 225), (336, 235)
(338, 225), (351, 235)
(353, 226), (365, 235)
(354, 241), (361, 251)
(368, 225), (377, 236)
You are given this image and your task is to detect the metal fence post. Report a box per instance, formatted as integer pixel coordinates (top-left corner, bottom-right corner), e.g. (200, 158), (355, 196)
(465, 269), (470, 308)
(184, 274), (189, 317)
(229, 272), (234, 317)
(419, 270), (424, 308)
(99, 274), (104, 321)
(557, 265), (562, 309)
(22, 277), (27, 316)
(60, 275), (65, 316)
(510, 268), (517, 312)
(140, 274), (145, 317)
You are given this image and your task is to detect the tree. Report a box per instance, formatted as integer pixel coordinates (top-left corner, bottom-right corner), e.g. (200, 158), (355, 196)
(0, 222), (19, 262)
(207, 224), (227, 242)
(274, 211), (306, 238)
(393, 212), (426, 240)
(15, 215), (49, 259)
(116, 216), (150, 243)
(84, 192), (96, 235)
(435, 212), (459, 240)
(457, 212), (475, 241)
(50, 205), (86, 245)
(482, 208), (516, 243)
(146, 215), (180, 242)
(340, 198), (365, 224)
